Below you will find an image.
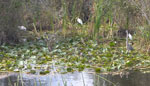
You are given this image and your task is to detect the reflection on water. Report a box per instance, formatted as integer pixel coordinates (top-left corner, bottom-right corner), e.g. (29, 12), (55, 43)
(50, 72), (94, 86)
(0, 71), (94, 86)
(0, 70), (150, 86)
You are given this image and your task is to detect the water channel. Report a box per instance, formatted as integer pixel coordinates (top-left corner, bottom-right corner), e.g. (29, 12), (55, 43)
(0, 69), (150, 86)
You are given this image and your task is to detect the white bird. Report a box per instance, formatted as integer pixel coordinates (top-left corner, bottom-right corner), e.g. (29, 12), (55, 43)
(18, 26), (27, 31)
(22, 38), (27, 42)
(126, 30), (134, 51)
(77, 18), (83, 25)
(128, 33), (132, 40)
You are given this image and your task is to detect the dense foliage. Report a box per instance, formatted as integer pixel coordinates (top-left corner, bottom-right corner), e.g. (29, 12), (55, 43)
(0, 36), (149, 74)
(0, 0), (150, 73)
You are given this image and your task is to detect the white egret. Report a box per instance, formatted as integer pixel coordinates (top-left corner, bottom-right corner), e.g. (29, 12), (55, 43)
(18, 26), (27, 31)
(22, 38), (27, 42)
(77, 18), (83, 25)
(128, 33), (132, 40)
(126, 30), (133, 51)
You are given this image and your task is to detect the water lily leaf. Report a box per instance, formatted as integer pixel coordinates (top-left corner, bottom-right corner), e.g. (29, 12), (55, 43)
(67, 67), (73, 72)
(40, 70), (50, 75)
(125, 60), (133, 66)
(94, 67), (101, 73)
(105, 53), (113, 57)
(109, 42), (115, 47)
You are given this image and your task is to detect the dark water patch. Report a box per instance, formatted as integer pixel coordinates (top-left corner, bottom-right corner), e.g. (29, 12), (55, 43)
(96, 70), (150, 86)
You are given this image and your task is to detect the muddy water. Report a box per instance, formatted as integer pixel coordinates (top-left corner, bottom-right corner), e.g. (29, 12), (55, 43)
(0, 70), (150, 86)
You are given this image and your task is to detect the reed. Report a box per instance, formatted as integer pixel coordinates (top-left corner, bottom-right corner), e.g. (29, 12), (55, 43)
(93, 0), (103, 39)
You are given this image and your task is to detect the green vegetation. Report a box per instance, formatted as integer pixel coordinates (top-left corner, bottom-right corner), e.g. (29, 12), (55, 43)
(0, 0), (150, 74)
(0, 35), (149, 73)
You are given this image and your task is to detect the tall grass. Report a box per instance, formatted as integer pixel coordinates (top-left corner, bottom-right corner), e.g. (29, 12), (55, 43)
(62, 0), (68, 38)
(2, 0), (150, 51)
(93, 0), (103, 39)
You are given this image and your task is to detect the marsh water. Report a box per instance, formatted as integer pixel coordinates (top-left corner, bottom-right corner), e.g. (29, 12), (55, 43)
(0, 69), (150, 86)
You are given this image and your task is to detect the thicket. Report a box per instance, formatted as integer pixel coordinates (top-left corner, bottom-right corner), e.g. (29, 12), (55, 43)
(0, 0), (23, 44)
(0, 0), (150, 50)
